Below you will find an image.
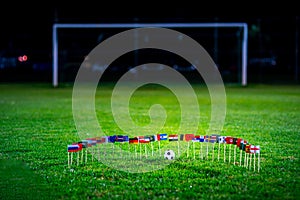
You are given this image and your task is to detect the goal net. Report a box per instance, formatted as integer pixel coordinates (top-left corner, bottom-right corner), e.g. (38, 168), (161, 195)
(52, 23), (248, 87)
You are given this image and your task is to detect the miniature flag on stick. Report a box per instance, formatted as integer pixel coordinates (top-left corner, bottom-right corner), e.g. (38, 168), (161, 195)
(233, 138), (237, 165)
(199, 135), (205, 159)
(157, 133), (167, 156)
(225, 136), (233, 163)
(210, 135), (217, 161)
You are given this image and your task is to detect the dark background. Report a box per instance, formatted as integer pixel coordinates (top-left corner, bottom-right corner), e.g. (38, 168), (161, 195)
(0, 6), (298, 84)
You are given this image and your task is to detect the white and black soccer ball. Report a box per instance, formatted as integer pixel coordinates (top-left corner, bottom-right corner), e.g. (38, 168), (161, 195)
(164, 149), (175, 160)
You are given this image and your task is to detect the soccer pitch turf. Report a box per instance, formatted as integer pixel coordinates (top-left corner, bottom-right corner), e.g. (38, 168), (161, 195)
(0, 83), (299, 199)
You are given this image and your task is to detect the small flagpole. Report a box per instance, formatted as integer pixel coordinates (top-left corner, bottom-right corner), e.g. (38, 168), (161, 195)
(177, 141), (180, 157)
(223, 143), (226, 162)
(212, 143), (215, 161)
(233, 145), (236, 165)
(91, 147), (94, 162)
(85, 148), (87, 163)
(187, 142), (190, 158)
(253, 153), (256, 171)
(151, 142), (154, 157)
(158, 141), (161, 156)
(258, 153), (261, 172)
(112, 144), (115, 160)
(145, 144), (147, 158)
(239, 149), (242, 166)
(249, 153), (252, 170)
(199, 143), (201, 159)
(77, 152), (79, 166)
(98, 145), (101, 160)
(228, 145), (231, 164)
(200, 142), (203, 159)
(81, 149), (84, 164)
(68, 152), (70, 167)
(70, 152), (73, 165)
(134, 145), (137, 158)
(244, 151), (247, 167)
(127, 142), (130, 159)
(139, 143), (142, 160)
(206, 142), (209, 160)
(193, 141), (195, 160)
(218, 142), (220, 161)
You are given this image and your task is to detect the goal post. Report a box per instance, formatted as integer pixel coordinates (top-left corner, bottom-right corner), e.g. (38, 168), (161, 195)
(52, 23), (248, 87)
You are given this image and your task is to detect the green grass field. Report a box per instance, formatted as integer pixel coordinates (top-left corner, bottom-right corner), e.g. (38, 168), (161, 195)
(0, 83), (299, 199)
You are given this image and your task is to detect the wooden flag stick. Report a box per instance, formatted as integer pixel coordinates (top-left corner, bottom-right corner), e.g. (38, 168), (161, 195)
(218, 142), (220, 161)
(158, 141), (161, 156)
(70, 153), (73, 165)
(85, 149), (87, 164)
(254, 153), (256, 171)
(212, 143), (215, 161)
(81, 149), (84, 163)
(200, 142), (203, 159)
(193, 142), (195, 160)
(224, 144), (226, 162)
(177, 141), (180, 157)
(206, 142), (209, 160)
(68, 152), (70, 167)
(98, 145), (101, 160)
(145, 144), (147, 158)
(77, 152), (79, 166)
(112, 144), (115, 159)
(249, 153), (252, 170)
(135, 145), (137, 158)
(128, 143), (130, 159)
(229, 145), (231, 164)
(139, 143), (142, 160)
(187, 142), (190, 158)
(91, 147), (94, 162)
(239, 150), (242, 166)
(234, 145), (236, 165)
(244, 152), (247, 167)
(258, 153), (261, 172)
(199, 142), (201, 159)
(151, 142), (154, 157)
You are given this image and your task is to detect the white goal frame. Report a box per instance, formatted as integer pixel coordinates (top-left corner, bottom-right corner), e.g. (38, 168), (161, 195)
(52, 23), (248, 87)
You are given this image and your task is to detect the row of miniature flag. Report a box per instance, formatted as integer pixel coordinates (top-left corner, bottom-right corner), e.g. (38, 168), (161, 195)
(68, 134), (260, 154)
(67, 134), (261, 171)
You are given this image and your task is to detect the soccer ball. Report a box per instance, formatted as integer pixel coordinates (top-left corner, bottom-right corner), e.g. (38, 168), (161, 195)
(164, 149), (175, 160)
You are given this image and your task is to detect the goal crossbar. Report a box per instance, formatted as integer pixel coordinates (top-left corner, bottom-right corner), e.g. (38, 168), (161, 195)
(52, 23), (248, 87)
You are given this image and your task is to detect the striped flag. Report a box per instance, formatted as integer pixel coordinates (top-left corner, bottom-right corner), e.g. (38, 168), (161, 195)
(192, 135), (200, 142)
(68, 144), (82, 152)
(209, 135), (217, 143)
(129, 137), (139, 144)
(169, 134), (178, 141)
(139, 136), (150, 143)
